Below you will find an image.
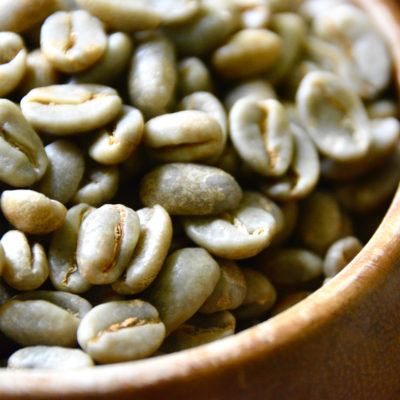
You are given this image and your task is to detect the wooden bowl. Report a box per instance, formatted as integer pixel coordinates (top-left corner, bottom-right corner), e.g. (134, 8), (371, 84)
(2, 1), (400, 398)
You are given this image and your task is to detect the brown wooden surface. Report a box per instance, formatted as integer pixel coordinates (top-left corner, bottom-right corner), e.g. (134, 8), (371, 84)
(1, 0), (400, 398)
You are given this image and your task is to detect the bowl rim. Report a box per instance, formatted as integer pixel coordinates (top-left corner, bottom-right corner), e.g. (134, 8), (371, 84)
(1, 0), (400, 398)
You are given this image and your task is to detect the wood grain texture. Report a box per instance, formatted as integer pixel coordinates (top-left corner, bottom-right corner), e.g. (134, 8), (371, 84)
(1, 0), (400, 398)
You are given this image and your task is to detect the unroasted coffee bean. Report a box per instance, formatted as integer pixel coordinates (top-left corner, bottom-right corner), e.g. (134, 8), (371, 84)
(40, 10), (107, 74)
(77, 204), (140, 285)
(322, 117), (400, 181)
(177, 57), (214, 97)
(76, 0), (161, 31)
(17, 49), (60, 96)
(0, 291), (91, 347)
(179, 91), (228, 155)
(37, 140), (85, 204)
(72, 163), (119, 207)
(145, 247), (220, 335)
(256, 247), (323, 286)
(1, 190), (67, 235)
(212, 28), (281, 79)
(140, 163), (242, 215)
(0, 230), (49, 291)
(20, 84), (122, 135)
(88, 105), (144, 165)
(233, 0), (271, 29)
(143, 110), (224, 163)
(0, 99), (48, 187)
(112, 205), (173, 295)
(334, 147), (400, 213)
(296, 70), (371, 162)
(323, 236), (363, 278)
(128, 34), (177, 119)
(367, 99), (398, 119)
(313, 3), (391, 99)
(77, 0), (198, 31)
(8, 346), (95, 369)
(49, 203), (94, 294)
(161, 311), (236, 352)
(230, 98), (294, 177)
(71, 32), (134, 85)
(0, 32), (27, 97)
(224, 78), (277, 111)
(266, 12), (306, 83)
(164, 0), (240, 56)
(233, 268), (277, 319)
(77, 299), (166, 363)
(0, 0), (60, 32)
(295, 191), (343, 254)
(200, 259), (247, 314)
(182, 191), (281, 259)
(258, 122), (320, 201)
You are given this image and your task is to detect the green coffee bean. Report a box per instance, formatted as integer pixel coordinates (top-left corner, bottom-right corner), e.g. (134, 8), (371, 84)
(143, 110), (223, 163)
(77, 204), (140, 284)
(303, 36), (360, 96)
(40, 10), (107, 74)
(0, 32), (27, 97)
(161, 311), (236, 352)
(112, 205), (172, 295)
(8, 346), (95, 369)
(1, 190), (67, 235)
(76, 0), (161, 31)
(266, 13), (306, 83)
(367, 99), (398, 119)
(0, 291), (92, 347)
(296, 70), (371, 162)
(256, 247), (323, 286)
(0, 0), (61, 32)
(313, 3), (391, 99)
(140, 163), (242, 215)
(88, 105), (144, 166)
(163, 0), (240, 56)
(17, 49), (60, 96)
(212, 28), (281, 79)
(20, 84), (122, 135)
(128, 34), (177, 119)
(224, 78), (277, 111)
(0, 230), (49, 291)
(334, 146), (400, 213)
(259, 122), (320, 201)
(71, 163), (119, 207)
(295, 191), (343, 254)
(71, 32), (134, 85)
(145, 247), (220, 335)
(323, 236), (363, 278)
(230, 98), (294, 177)
(77, 299), (166, 363)
(179, 91), (228, 156)
(233, 268), (276, 319)
(298, 0), (347, 21)
(76, 0), (199, 31)
(177, 57), (214, 97)
(49, 203), (94, 294)
(233, 0), (270, 29)
(182, 191), (281, 259)
(200, 259), (247, 314)
(322, 117), (400, 181)
(37, 140), (85, 204)
(0, 99), (48, 187)
(270, 200), (298, 247)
